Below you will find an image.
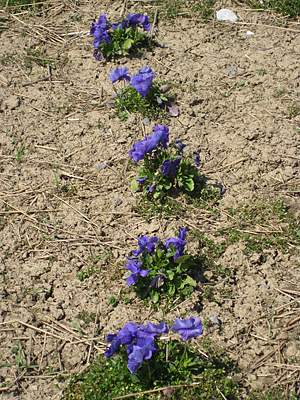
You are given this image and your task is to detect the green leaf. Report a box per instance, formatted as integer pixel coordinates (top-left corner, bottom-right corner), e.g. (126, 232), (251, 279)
(122, 39), (134, 49)
(181, 276), (197, 289)
(167, 270), (175, 280)
(163, 181), (172, 190)
(151, 291), (159, 303)
(160, 96), (168, 101)
(178, 176), (194, 191)
(168, 284), (176, 295)
(174, 255), (191, 264)
(131, 179), (139, 191)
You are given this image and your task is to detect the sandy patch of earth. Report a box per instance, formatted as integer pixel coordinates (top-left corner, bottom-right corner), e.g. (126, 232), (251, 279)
(0, 0), (300, 398)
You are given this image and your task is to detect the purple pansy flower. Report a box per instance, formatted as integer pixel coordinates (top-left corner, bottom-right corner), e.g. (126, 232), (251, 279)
(132, 67), (155, 99)
(129, 137), (158, 162)
(132, 235), (159, 257)
(117, 322), (139, 345)
(139, 322), (169, 339)
(152, 125), (169, 149)
(160, 157), (181, 176)
(146, 183), (155, 193)
(92, 49), (102, 61)
(90, 15), (111, 49)
(129, 125), (169, 163)
(90, 14), (110, 35)
(105, 322), (139, 358)
(92, 28), (111, 48)
(112, 21), (128, 30)
(125, 259), (150, 287)
(165, 228), (187, 259)
(175, 140), (186, 152)
(109, 67), (131, 84)
(104, 336), (121, 358)
(171, 317), (203, 341)
(193, 151), (200, 166)
(136, 176), (148, 184)
(127, 338), (156, 375)
(126, 13), (151, 31)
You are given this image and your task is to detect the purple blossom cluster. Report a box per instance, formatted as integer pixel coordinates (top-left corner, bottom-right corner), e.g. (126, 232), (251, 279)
(129, 125), (169, 163)
(109, 66), (155, 99)
(105, 317), (203, 375)
(90, 13), (151, 60)
(124, 229), (187, 287)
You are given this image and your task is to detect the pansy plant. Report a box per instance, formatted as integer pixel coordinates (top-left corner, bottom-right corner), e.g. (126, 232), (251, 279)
(104, 317), (203, 382)
(90, 13), (152, 60)
(129, 125), (200, 199)
(107, 66), (176, 121)
(124, 229), (197, 304)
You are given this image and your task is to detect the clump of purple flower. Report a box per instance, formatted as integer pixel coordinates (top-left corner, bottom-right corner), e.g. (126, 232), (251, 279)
(105, 321), (168, 375)
(90, 13), (151, 60)
(123, 228), (194, 301)
(131, 66), (155, 98)
(129, 125), (169, 163)
(104, 317), (203, 375)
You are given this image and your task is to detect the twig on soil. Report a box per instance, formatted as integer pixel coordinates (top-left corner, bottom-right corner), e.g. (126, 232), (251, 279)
(150, 7), (158, 39)
(251, 342), (286, 371)
(46, 192), (100, 229)
(112, 382), (202, 399)
(234, 21), (300, 33)
(274, 287), (295, 300)
(203, 157), (248, 174)
(39, 333), (47, 372)
(64, 145), (90, 159)
(22, 76), (51, 87)
(178, 216), (204, 231)
(153, 57), (175, 72)
(0, 370), (27, 392)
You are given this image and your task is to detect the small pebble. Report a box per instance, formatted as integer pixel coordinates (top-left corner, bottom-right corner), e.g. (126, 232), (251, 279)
(247, 31), (254, 36)
(92, 89), (98, 94)
(226, 66), (236, 77)
(93, 161), (107, 170)
(201, 113), (206, 118)
(260, 47), (268, 51)
(115, 198), (122, 206)
(259, 284), (269, 289)
(244, 318), (248, 323)
(209, 316), (221, 325)
(216, 9), (238, 22)
(91, 100), (98, 105)
(142, 117), (150, 126)
(160, 84), (171, 94)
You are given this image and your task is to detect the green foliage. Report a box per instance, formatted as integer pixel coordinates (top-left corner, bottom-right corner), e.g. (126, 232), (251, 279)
(0, 0), (39, 7)
(127, 243), (198, 306)
(218, 199), (300, 254)
(248, 0), (300, 19)
(22, 47), (56, 69)
(191, 0), (216, 20)
(98, 23), (152, 59)
(282, 101), (300, 118)
(0, 341), (38, 370)
(248, 387), (298, 400)
(108, 296), (118, 307)
(132, 195), (183, 221)
(12, 136), (27, 163)
(63, 341), (239, 400)
(111, 81), (171, 121)
(132, 143), (199, 199)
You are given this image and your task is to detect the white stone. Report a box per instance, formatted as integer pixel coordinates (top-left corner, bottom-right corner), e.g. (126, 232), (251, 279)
(247, 31), (254, 36)
(216, 9), (238, 22)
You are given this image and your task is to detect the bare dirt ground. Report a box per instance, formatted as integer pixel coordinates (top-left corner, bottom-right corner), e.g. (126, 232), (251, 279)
(0, 0), (300, 398)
